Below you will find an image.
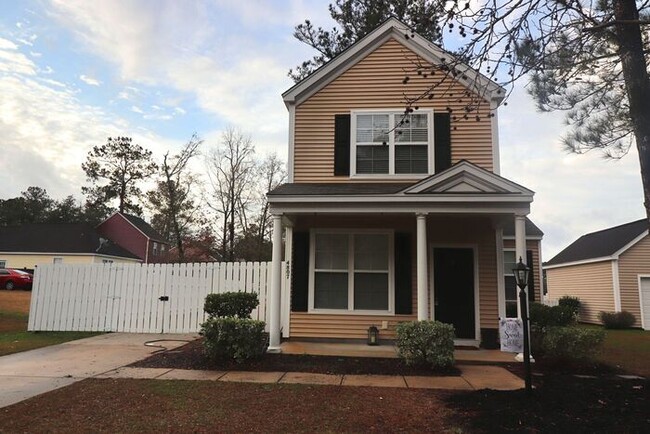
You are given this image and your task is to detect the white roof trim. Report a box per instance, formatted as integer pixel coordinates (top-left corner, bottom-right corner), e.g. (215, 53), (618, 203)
(543, 256), (614, 270)
(283, 17), (505, 107)
(0, 252), (141, 261)
(402, 160), (534, 196)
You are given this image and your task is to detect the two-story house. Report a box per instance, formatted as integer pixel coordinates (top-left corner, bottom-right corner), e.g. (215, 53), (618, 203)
(96, 212), (170, 263)
(264, 18), (543, 351)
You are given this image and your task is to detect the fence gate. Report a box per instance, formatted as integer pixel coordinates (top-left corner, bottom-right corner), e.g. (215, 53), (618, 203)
(27, 261), (289, 335)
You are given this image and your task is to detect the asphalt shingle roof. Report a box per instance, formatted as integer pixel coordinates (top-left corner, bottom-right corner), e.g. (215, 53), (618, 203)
(502, 218), (544, 237)
(121, 213), (168, 242)
(546, 219), (648, 266)
(0, 223), (140, 260)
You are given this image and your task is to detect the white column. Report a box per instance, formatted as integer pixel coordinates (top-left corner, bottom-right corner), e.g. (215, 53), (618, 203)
(416, 213), (429, 321)
(268, 214), (283, 352)
(514, 213), (527, 319)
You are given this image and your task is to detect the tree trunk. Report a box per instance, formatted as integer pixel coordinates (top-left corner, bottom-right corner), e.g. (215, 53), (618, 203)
(614, 0), (650, 222)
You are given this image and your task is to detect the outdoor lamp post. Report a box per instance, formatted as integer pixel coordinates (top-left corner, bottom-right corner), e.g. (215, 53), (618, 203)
(513, 258), (533, 395)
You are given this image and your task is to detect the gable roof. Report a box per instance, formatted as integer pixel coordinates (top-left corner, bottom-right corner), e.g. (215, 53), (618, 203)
(545, 219), (649, 267)
(117, 213), (168, 243)
(0, 223), (140, 259)
(283, 17), (505, 107)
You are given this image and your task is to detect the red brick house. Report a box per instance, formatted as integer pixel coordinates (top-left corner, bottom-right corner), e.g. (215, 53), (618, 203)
(96, 212), (170, 263)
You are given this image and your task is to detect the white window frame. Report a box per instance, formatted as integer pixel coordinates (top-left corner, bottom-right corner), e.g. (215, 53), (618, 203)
(350, 108), (435, 178)
(308, 229), (395, 315)
(503, 248), (520, 318)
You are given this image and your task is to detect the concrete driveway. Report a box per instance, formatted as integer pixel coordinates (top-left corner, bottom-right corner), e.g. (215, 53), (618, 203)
(0, 333), (197, 409)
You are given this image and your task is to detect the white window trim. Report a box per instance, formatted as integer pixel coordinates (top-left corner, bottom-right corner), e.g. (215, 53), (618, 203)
(350, 108), (435, 178)
(308, 228), (395, 315)
(503, 248), (520, 318)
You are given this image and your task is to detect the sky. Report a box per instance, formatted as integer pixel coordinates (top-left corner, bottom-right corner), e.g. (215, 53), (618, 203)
(0, 0), (645, 259)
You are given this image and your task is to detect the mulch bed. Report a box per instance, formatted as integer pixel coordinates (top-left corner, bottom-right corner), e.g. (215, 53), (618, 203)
(130, 339), (460, 376)
(447, 373), (649, 433)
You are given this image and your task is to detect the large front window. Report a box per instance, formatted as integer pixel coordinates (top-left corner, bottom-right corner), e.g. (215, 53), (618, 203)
(352, 110), (433, 176)
(311, 231), (392, 313)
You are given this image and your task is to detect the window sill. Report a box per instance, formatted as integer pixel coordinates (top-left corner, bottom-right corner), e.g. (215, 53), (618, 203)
(308, 309), (395, 316)
(349, 174), (431, 180)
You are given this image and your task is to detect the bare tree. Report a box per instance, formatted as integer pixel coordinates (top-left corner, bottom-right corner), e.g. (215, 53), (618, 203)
(205, 128), (257, 261)
(392, 1), (650, 219)
(148, 134), (203, 262)
(255, 153), (287, 246)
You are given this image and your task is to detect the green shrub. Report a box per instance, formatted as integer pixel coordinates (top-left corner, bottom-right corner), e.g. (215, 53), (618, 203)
(599, 311), (636, 329)
(542, 326), (605, 362)
(204, 292), (259, 319)
(201, 317), (268, 362)
(529, 302), (576, 329)
(395, 321), (455, 370)
(558, 296), (581, 318)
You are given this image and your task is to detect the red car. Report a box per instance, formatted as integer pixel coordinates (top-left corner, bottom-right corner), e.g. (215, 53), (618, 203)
(0, 269), (33, 290)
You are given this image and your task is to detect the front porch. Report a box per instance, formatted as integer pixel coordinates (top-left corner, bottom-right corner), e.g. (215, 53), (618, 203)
(280, 341), (517, 363)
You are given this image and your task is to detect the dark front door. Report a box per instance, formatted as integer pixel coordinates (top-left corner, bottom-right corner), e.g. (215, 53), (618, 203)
(433, 247), (475, 339)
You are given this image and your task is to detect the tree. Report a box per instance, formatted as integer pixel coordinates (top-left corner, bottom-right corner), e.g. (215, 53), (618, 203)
(394, 1), (650, 219)
(82, 137), (158, 215)
(254, 153), (287, 250)
(205, 128), (257, 261)
(148, 134), (203, 262)
(289, 0), (445, 82)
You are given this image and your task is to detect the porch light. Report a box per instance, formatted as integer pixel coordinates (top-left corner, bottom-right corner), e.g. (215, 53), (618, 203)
(512, 257), (530, 290)
(367, 325), (379, 346)
(512, 257), (532, 395)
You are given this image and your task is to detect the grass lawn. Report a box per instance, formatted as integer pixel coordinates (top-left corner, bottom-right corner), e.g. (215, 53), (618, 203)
(580, 324), (650, 377)
(0, 290), (101, 357)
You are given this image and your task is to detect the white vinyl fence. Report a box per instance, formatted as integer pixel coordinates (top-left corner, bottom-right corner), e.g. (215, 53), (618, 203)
(28, 262), (290, 335)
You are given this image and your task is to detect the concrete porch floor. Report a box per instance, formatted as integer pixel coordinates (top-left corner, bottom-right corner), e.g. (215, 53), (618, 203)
(280, 341), (518, 363)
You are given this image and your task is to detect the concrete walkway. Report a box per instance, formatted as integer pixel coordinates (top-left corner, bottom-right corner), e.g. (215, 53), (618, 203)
(0, 333), (197, 409)
(96, 365), (524, 391)
(0, 334), (523, 409)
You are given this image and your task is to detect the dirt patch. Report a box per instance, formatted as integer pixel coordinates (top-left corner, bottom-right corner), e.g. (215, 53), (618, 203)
(130, 339), (460, 376)
(0, 289), (31, 314)
(0, 378), (459, 433)
(447, 374), (649, 433)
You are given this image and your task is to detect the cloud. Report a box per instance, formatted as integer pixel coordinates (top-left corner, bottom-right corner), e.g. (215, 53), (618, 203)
(131, 105), (143, 114)
(0, 40), (36, 75)
(79, 74), (100, 86)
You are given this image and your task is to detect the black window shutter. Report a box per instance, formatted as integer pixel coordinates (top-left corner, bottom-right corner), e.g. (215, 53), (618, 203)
(434, 113), (452, 172)
(291, 232), (310, 312)
(394, 232), (412, 315)
(334, 114), (351, 176)
(526, 249), (536, 302)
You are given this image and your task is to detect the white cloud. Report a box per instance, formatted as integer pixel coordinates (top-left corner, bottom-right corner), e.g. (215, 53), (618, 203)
(0, 39), (36, 75)
(0, 38), (18, 50)
(79, 74), (101, 86)
(174, 107), (186, 115)
(131, 105), (143, 114)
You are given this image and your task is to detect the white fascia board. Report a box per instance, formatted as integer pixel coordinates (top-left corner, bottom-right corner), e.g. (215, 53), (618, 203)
(543, 256), (614, 270)
(404, 161), (534, 195)
(612, 260), (621, 312)
(283, 17), (504, 107)
(612, 230), (648, 258)
(269, 203), (530, 215)
(287, 104), (295, 182)
(502, 236), (544, 241)
(268, 193), (533, 204)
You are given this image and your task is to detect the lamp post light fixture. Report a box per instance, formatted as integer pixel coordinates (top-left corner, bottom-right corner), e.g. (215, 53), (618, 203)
(512, 257), (533, 395)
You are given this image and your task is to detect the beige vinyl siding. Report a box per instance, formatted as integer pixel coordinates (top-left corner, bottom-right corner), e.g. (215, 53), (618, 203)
(294, 38), (494, 182)
(0, 253), (140, 269)
(546, 261), (615, 324)
(503, 239), (542, 303)
(617, 234), (650, 327)
(290, 215), (498, 340)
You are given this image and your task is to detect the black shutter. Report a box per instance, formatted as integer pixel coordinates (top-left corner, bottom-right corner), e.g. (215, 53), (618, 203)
(292, 232), (309, 312)
(434, 113), (452, 172)
(394, 232), (412, 315)
(526, 250), (536, 302)
(334, 114), (351, 176)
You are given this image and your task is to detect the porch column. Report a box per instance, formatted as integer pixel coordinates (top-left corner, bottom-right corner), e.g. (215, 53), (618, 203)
(268, 214), (283, 353)
(514, 213), (528, 307)
(416, 213), (429, 321)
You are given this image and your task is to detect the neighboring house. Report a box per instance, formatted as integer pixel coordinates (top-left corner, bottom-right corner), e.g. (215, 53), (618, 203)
(0, 223), (141, 269)
(264, 18), (543, 351)
(545, 219), (650, 330)
(96, 212), (170, 263)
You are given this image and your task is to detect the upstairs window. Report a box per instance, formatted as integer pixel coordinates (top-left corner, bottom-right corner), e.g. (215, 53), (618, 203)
(351, 110), (433, 176)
